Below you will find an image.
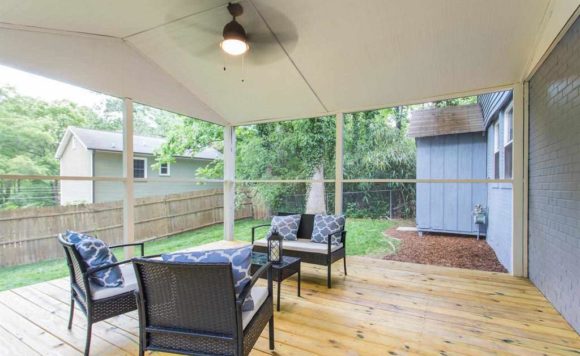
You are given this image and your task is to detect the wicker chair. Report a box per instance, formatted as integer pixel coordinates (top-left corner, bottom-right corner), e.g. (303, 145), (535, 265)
(252, 213), (347, 288)
(132, 258), (274, 356)
(57, 235), (145, 356)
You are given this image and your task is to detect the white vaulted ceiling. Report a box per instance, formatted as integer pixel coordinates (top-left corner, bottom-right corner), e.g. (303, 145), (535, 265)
(0, 0), (578, 125)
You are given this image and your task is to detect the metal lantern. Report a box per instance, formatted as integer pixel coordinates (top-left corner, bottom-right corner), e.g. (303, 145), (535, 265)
(267, 228), (283, 264)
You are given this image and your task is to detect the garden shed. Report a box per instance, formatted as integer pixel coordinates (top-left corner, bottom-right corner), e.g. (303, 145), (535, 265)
(409, 104), (488, 236)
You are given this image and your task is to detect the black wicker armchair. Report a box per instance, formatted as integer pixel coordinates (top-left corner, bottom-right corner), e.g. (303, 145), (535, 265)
(58, 235), (146, 356)
(132, 258), (274, 356)
(252, 213), (347, 288)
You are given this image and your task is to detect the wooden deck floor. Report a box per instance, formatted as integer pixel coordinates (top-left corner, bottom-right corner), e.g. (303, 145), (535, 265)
(0, 256), (579, 355)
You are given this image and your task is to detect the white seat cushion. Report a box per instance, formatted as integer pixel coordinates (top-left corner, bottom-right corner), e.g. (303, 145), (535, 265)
(90, 263), (138, 300)
(253, 238), (343, 254)
(242, 286), (269, 330)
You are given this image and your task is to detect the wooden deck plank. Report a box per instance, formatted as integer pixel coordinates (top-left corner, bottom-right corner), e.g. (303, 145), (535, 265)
(0, 324), (41, 355)
(295, 267), (574, 330)
(0, 297), (78, 356)
(0, 257), (578, 356)
(298, 266), (580, 347)
(0, 291), (130, 356)
(13, 285), (140, 353)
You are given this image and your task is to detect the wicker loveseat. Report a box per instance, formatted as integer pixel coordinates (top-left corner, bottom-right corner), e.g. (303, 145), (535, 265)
(252, 213), (347, 288)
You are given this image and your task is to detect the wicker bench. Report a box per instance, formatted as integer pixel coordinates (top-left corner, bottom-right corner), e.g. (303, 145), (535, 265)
(251, 213), (347, 288)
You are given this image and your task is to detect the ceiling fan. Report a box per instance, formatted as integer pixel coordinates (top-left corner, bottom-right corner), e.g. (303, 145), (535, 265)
(164, 1), (297, 66)
(220, 2), (249, 56)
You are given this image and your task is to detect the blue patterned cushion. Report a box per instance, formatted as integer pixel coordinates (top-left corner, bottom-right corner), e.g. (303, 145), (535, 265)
(161, 246), (254, 311)
(266, 215), (301, 241)
(311, 214), (345, 245)
(64, 230), (92, 244)
(75, 238), (124, 288)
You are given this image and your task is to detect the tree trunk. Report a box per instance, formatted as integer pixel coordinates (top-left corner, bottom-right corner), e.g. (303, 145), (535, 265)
(305, 165), (326, 214)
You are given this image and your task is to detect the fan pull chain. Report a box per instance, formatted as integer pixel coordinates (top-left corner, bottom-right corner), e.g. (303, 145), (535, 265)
(223, 50), (227, 71)
(241, 52), (245, 83)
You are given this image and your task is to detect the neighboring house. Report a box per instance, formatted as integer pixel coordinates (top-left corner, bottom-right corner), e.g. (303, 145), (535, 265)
(56, 127), (221, 204)
(409, 96), (514, 272)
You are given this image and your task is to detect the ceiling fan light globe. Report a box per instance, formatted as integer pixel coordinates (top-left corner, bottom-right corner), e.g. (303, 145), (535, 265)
(220, 39), (249, 56)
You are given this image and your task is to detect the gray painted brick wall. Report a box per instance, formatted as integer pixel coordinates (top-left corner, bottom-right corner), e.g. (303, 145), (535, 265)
(528, 16), (580, 333)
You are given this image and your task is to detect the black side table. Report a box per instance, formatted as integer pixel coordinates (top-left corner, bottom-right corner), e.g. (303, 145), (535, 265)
(251, 252), (301, 311)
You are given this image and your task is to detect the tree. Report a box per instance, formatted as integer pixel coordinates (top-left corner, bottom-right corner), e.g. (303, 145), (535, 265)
(158, 111), (417, 217)
(91, 98), (183, 137)
(433, 96), (477, 108)
(0, 87), (96, 208)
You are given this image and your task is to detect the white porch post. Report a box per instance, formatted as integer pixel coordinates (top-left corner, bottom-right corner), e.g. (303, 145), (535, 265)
(335, 112), (344, 215)
(522, 81), (530, 277)
(512, 83), (525, 277)
(223, 125), (236, 241)
(122, 98), (135, 257)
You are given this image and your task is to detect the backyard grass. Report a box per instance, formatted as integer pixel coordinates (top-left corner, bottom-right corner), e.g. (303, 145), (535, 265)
(0, 218), (396, 291)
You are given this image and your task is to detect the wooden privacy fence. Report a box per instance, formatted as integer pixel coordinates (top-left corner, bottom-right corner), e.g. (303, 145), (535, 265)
(0, 189), (253, 267)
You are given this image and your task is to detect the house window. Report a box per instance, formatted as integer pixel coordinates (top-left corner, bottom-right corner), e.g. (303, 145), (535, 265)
(134, 158), (147, 178)
(504, 102), (513, 179)
(159, 162), (170, 176)
(493, 121), (500, 179)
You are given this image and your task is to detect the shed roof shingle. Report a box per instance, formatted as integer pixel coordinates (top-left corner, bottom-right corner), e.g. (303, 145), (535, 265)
(407, 104), (484, 138)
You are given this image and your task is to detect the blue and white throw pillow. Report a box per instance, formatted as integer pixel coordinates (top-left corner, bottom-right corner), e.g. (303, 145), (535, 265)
(162, 246), (254, 311)
(64, 230), (93, 244)
(311, 214), (345, 245)
(75, 237), (124, 288)
(266, 215), (301, 241)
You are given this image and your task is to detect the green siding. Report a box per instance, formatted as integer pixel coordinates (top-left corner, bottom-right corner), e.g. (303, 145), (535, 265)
(93, 151), (220, 203)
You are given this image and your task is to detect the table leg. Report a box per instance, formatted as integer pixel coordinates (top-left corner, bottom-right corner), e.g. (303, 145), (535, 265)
(297, 266), (301, 297)
(277, 279), (281, 312)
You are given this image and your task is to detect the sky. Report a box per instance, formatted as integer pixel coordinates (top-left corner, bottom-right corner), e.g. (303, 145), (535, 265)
(0, 64), (104, 107)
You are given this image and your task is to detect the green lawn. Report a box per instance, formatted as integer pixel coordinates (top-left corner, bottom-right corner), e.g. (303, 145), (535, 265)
(0, 218), (397, 291)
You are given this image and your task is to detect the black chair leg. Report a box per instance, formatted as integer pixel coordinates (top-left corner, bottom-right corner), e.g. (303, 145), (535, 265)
(327, 263), (332, 288)
(269, 315), (275, 350)
(343, 256), (348, 276)
(68, 298), (75, 330)
(84, 320), (92, 356)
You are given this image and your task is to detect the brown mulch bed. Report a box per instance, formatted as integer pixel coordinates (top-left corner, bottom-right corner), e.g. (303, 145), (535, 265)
(383, 227), (507, 273)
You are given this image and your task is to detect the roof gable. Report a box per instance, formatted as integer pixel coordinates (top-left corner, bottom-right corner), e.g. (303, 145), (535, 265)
(55, 127), (221, 160)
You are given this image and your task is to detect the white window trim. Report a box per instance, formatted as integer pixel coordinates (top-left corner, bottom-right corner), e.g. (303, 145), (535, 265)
(493, 120), (501, 153)
(133, 157), (147, 179)
(504, 101), (514, 147)
(159, 162), (171, 176)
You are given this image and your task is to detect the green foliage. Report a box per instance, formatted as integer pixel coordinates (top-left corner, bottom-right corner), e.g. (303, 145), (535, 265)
(344, 108), (416, 180)
(0, 86), (96, 208)
(343, 108), (416, 218)
(433, 96), (477, 108)
(155, 117), (223, 170)
(158, 108), (417, 218)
